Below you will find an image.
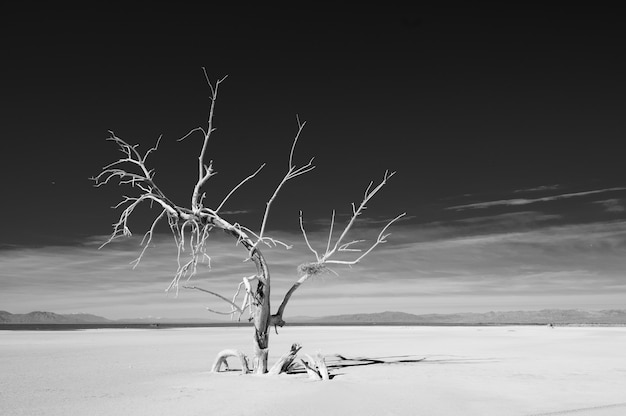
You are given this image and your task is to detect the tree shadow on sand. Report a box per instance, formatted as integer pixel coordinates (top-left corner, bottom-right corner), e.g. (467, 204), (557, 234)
(288, 354), (498, 379)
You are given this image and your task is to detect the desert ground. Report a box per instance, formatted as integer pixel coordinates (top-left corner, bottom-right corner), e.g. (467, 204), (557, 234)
(1, 325), (625, 415)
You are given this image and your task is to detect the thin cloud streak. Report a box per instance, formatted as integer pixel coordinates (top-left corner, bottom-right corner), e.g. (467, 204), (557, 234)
(448, 187), (626, 210)
(513, 184), (561, 193)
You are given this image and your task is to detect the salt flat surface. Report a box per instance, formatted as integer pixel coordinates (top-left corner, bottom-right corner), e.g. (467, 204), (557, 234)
(1, 326), (625, 415)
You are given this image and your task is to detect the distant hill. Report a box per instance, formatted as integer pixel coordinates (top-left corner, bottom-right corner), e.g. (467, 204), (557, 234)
(3, 309), (626, 325)
(0, 311), (112, 324)
(304, 309), (626, 325)
(0, 311), (218, 325)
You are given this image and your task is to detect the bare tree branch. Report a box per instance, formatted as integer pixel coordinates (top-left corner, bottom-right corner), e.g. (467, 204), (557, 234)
(229, 275), (258, 321)
(177, 126), (206, 143)
(298, 170), (405, 266)
(183, 285), (244, 315)
(299, 211), (320, 262)
(273, 171), (405, 323)
(251, 116), (314, 253)
(325, 210), (336, 258)
(322, 170), (397, 262)
(323, 212), (406, 266)
(215, 164), (265, 213)
(187, 72), (229, 212)
(131, 209), (168, 268)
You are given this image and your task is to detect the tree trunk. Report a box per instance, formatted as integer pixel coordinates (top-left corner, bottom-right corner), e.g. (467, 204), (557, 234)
(252, 298), (270, 373)
(223, 228), (271, 374)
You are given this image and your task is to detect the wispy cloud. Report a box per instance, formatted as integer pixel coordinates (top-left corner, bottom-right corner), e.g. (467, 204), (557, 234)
(513, 184), (561, 193)
(2, 216), (625, 318)
(594, 198), (625, 213)
(301, 212), (414, 229)
(448, 187), (626, 211)
(456, 211), (561, 228)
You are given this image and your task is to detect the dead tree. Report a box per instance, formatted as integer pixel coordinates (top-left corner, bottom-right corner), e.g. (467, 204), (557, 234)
(93, 69), (405, 376)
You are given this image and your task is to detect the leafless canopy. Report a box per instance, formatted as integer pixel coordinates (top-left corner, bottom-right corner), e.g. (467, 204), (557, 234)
(94, 71), (403, 317)
(94, 71), (404, 374)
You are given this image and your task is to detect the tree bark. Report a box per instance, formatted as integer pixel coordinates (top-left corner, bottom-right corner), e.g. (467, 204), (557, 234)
(222, 228), (271, 374)
(272, 274), (308, 327)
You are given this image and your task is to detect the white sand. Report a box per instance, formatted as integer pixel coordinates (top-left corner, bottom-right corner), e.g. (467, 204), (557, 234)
(1, 325), (626, 416)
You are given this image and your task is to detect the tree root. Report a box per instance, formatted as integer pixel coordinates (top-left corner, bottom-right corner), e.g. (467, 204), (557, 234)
(211, 343), (330, 380)
(268, 343), (302, 375)
(211, 349), (250, 374)
(301, 352), (329, 380)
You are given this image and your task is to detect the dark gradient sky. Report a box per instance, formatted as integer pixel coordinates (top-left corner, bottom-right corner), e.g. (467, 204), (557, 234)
(1, 7), (625, 318)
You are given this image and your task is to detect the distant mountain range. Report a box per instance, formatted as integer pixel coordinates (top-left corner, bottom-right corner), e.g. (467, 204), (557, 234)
(2, 309), (626, 325)
(0, 311), (113, 324)
(301, 310), (626, 325)
(0, 311), (215, 325)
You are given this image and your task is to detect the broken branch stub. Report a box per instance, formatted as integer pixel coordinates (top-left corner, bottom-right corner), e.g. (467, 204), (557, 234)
(268, 343), (302, 375)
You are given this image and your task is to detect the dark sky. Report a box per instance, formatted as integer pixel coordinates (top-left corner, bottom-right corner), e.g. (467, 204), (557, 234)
(1, 6), (625, 317)
(3, 7), (625, 247)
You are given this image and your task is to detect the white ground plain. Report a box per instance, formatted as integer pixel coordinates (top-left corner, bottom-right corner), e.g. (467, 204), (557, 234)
(1, 325), (625, 416)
